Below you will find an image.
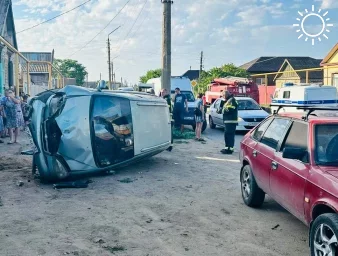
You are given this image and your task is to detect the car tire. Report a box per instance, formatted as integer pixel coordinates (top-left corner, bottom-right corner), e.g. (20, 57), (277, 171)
(310, 213), (338, 256)
(240, 165), (265, 208)
(209, 116), (216, 129)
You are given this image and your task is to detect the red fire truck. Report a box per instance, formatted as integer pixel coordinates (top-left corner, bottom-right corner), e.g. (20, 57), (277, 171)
(205, 76), (260, 105)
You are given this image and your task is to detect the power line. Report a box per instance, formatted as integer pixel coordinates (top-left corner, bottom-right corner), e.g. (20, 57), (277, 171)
(67, 0), (131, 58)
(116, 0), (148, 54)
(16, 0), (92, 34)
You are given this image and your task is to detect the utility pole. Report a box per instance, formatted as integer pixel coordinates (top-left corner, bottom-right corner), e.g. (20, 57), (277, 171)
(107, 26), (121, 90)
(161, 0), (173, 92)
(111, 63), (114, 89)
(121, 77), (123, 87)
(107, 38), (112, 90)
(198, 51), (203, 92)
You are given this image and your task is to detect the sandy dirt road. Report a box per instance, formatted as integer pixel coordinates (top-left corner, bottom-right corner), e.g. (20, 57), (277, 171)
(0, 131), (309, 256)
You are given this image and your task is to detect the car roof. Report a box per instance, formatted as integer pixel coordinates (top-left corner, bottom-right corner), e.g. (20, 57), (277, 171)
(277, 111), (338, 123)
(59, 85), (164, 102)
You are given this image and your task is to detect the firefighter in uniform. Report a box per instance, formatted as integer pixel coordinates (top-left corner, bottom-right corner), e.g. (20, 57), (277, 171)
(218, 90), (238, 155)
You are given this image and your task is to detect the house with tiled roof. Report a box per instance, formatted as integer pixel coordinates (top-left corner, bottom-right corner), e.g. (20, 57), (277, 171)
(321, 43), (338, 88)
(182, 69), (200, 81)
(20, 51), (54, 87)
(274, 58), (323, 88)
(0, 0), (18, 94)
(240, 57), (322, 86)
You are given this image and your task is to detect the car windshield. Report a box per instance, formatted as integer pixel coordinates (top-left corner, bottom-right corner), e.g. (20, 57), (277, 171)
(315, 124), (338, 166)
(237, 99), (261, 110)
(171, 91), (195, 102)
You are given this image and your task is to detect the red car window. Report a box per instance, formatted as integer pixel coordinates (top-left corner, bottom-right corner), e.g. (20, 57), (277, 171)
(260, 118), (291, 150)
(252, 118), (273, 141)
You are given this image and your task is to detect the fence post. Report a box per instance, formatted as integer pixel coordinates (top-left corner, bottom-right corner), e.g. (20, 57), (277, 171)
(306, 70), (309, 83)
(26, 62), (30, 95)
(48, 63), (52, 89)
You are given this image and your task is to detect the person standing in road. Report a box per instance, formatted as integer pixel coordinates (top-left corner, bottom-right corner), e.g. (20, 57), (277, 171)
(173, 87), (188, 133)
(194, 93), (205, 141)
(218, 90), (238, 155)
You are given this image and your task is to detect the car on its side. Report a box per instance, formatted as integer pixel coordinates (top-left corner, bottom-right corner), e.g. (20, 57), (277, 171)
(239, 106), (338, 255)
(209, 97), (269, 131)
(26, 85), (172, 182)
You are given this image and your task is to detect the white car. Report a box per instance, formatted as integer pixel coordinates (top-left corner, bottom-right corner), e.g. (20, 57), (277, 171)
(209, 97), (269, 131)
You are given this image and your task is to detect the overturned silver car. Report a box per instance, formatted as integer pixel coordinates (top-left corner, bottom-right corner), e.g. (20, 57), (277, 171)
(26, 86), (172, 181)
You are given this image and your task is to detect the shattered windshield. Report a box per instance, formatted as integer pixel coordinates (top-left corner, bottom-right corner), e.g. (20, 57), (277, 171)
(315, 124), (338, 166)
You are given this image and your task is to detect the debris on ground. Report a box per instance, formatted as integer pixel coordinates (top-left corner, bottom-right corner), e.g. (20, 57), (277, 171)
(272, 224), (280, 230)
(53, 181), (89, 189)
(118, 178), (134, 183)
(102, 245), (126, 253)
(16, 181), (24, 187)
(94, 238), (105, 244)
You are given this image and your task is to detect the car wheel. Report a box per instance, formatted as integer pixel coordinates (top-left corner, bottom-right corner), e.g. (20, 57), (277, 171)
(209, 116), (216, 129)
(310, 213), (338, 256)
(240, 165), (265, 208)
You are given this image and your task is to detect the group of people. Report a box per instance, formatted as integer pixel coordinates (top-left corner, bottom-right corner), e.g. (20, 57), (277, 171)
(159, 87), (238, 155)
(0, 89), (29, 144)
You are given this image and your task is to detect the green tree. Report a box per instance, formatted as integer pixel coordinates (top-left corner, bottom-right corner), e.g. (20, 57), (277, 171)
(53, 59), (88, 86)
(196, 64), (249, 93)
(140, 69), (162, 83)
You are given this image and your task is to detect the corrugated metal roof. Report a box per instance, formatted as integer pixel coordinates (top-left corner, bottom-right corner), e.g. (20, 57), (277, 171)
(21, 63), (49, 73)
(182, 70), (200, 81)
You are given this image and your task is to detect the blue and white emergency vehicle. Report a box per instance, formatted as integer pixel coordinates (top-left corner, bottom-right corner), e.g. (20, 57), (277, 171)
(271, 83), (338, 113)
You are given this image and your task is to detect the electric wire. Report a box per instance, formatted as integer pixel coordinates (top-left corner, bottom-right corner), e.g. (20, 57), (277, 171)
(67, 0), (131, 58)
(16, 0), (92, 34)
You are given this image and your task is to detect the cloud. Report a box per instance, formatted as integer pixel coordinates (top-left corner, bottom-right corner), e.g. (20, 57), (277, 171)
(316, 0), (338, 9)
(12, 0), (333, 84)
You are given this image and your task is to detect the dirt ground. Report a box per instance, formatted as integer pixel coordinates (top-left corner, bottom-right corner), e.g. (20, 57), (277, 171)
(0, 132), (309, 256)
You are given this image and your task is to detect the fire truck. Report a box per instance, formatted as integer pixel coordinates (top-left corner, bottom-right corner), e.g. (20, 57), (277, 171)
(205, 76), (260, 105)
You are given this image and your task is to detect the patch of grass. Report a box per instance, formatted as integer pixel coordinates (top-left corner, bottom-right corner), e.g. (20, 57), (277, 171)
(172, 129), (195, 140)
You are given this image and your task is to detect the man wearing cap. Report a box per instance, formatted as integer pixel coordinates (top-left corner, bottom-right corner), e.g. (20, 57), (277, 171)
(218, 90), (238, 155)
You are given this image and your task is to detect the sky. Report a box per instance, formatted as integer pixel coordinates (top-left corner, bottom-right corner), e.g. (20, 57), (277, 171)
(12, 0), (338, 84)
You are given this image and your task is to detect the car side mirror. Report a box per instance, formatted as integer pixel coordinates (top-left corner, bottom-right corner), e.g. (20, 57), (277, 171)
(97, 80), (107, 91)
(282, 147), (307, 162)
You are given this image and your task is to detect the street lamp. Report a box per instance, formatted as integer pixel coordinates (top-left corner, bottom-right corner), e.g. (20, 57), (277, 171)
(108, 26), (121, 90)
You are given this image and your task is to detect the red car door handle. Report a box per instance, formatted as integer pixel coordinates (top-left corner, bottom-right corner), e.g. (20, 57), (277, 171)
(271, 161), (278, 170)
(253, 150), (257, 157)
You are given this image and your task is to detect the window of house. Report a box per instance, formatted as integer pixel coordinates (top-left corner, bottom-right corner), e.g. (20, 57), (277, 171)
(283, 91), (291, 99)
(261, 118), (291, 150)
(280, 121), (309, 162)
(333, 74), (338, 87)
(252, 118), (273, 141)
(256, 78), (265, 85)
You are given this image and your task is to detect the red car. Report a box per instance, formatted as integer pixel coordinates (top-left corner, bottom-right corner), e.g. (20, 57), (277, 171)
(239, 106), (338, 256)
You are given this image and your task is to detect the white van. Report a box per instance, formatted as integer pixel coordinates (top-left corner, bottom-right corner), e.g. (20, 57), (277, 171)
(271, 84), (338, 113)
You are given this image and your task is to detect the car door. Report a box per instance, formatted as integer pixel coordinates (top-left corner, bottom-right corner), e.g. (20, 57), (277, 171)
(270, 121), (310, 221)
(252, 118), (291, 194)
(211, 99), (223, 126)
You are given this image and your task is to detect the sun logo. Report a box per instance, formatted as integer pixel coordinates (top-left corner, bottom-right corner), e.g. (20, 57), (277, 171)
(293, 5), (333, 46)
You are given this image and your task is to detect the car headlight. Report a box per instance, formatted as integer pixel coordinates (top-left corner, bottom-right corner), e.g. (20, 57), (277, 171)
(238, 117), (244, 122)
(55, 158), (68, 179)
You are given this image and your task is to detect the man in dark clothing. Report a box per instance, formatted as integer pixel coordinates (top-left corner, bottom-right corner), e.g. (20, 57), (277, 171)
(173, 87), (188, 133)
(218, 90), (238, 155)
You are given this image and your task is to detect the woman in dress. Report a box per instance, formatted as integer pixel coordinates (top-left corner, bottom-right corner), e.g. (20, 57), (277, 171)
(194, 93), (205, 141)
(1, 89), (24, 144)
